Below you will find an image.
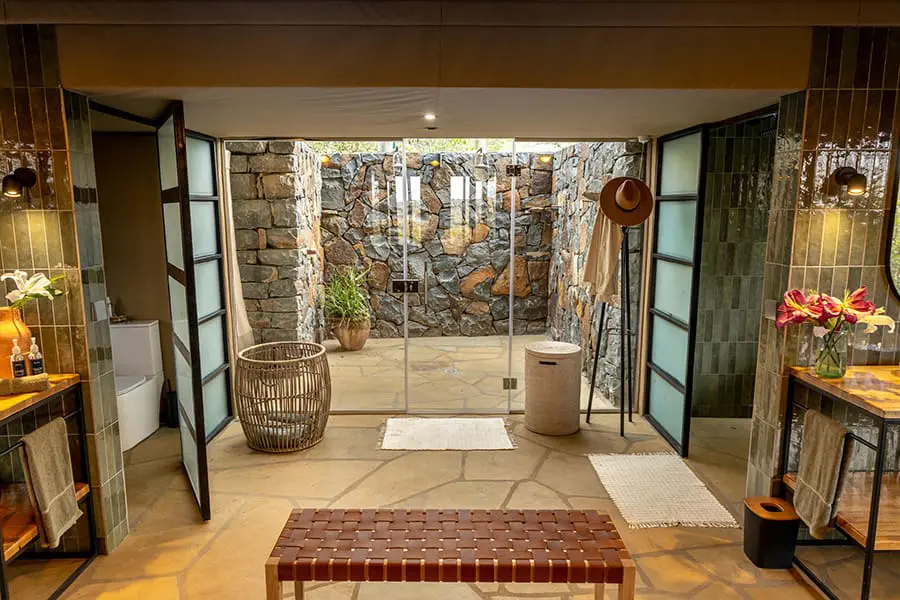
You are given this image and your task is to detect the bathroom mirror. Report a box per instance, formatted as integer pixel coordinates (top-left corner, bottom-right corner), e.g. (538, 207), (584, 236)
(889, 165), (900, 297)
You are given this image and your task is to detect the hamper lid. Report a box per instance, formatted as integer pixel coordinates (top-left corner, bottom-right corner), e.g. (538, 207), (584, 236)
(525, 340), (582, 359)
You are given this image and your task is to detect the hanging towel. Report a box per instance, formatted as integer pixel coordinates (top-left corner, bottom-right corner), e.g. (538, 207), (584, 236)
(19, 417), (83, 548)
(583, 208), (623, 302)
(794, 410), (850, 539)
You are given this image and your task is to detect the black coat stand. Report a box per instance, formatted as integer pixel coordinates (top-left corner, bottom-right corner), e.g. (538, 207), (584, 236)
(586, 225), (633, 437)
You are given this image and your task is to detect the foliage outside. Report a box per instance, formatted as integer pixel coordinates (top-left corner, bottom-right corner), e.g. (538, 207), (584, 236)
(306, 139), (571, 155)
(324, 268), (370, 324)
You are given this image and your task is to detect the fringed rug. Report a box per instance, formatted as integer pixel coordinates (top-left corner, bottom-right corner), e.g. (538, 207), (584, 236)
(588, 453), (738, 529)
(381, 418), (515, 450)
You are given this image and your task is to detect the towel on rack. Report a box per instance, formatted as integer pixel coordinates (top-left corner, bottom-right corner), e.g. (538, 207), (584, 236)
(583, 209), (622, 302)
(794, 410), (850, 539)
(19, 417), (83, 548)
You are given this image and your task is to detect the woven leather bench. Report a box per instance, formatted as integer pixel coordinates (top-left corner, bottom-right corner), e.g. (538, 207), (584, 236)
(266, 509), (635, 599)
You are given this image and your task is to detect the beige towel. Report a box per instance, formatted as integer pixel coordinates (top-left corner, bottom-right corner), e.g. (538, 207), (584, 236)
(794, 410), (850, 539)
(19, 418), (83, 548)
(583, 209), (622, 302)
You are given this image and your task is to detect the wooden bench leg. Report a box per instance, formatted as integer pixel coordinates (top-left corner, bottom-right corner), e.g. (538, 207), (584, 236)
(294, 582), (304, 599)
(595, 583), (605, 599)
(619, 559), (635, 600)
(265, 557), (282, 600)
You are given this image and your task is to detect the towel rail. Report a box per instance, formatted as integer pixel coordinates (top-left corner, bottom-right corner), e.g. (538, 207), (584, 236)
(0, 407), (82, 459)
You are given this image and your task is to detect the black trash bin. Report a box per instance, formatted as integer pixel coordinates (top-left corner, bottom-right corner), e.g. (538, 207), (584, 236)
(743, 496), (800, 569)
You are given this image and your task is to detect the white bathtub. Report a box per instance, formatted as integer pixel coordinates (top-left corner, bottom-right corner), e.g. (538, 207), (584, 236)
(116, 373), (163, 451)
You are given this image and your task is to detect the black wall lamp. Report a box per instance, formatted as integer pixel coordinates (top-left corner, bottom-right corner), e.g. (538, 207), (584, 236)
(2, 167), (36, 199)
(832, 166), (867, 196)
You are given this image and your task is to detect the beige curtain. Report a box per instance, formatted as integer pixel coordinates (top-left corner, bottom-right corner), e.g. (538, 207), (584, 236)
(219, 144), (254, 353)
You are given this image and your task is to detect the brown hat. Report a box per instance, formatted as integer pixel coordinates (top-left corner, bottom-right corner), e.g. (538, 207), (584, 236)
(583, 177), (654, 227)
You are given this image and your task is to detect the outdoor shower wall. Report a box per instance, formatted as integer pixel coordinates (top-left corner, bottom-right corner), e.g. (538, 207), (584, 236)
(228, 141), (324, 343)
(319, 152), (553, 337)
(547, 142), (644, 408)
(692, 114), (776, 418)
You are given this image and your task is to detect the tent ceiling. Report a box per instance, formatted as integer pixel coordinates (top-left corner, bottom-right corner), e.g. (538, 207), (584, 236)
(86, 87), (788, 139)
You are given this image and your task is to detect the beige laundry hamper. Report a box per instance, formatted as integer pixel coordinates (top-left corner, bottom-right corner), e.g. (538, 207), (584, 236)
(524, 341), (582, 436)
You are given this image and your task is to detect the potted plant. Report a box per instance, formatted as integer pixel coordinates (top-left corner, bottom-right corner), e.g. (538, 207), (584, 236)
(324, 267), (371, 351)
(776, 286), (895, 378)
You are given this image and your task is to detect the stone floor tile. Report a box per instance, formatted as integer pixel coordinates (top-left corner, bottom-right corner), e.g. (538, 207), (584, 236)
(356, 582), (483, 600)
(534, 451), (607, 497)
(209, 457), (381, 499)
(464, 435), (546, 480)
(399, 480), (514, 508)
(304, 581), (359, 599)
(686, 544), (767, 585)
(505, 481), (567, 508)
(636, 554), (713, 594)
(690, 583), (745, 599)
(333, 452), (462, 506)
(61, 577), (180, 599)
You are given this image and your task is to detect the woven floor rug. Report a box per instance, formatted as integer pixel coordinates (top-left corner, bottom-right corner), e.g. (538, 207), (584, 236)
(381, 418), (514, 450)
(588, 453), (738, 528)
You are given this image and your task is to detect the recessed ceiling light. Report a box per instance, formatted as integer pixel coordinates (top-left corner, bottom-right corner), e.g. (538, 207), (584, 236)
(424, 113), (437, 121)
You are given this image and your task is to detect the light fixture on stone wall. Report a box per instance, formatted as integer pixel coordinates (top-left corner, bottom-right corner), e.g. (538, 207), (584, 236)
(539, 154), (553, 164)
(320, 155), (331, 164)
(428, 156), (442, 168)
(2, 167), (36, 198)
(832, 166), (867, 196)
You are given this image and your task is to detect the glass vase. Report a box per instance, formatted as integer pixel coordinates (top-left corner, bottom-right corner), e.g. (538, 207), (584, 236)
(815, 328), (848, 378)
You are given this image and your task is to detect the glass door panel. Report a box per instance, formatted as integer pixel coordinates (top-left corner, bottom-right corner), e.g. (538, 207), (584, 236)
(402, 140), (513, 414)
(645, 129), (705, 457)
(156, 105), (231, 520)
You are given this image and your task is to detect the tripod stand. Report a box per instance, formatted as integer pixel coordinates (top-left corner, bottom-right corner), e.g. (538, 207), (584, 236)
(585, 225), (633, 437)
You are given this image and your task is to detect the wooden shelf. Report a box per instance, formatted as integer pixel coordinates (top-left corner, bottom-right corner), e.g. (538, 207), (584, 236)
(0, 374), (80, 424)
(784, 472), (900, 551)
(1, 482), (89, 562)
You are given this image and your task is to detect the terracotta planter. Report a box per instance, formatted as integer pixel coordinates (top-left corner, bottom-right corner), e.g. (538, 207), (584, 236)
(0, 307), (31, 379)
(332, 318), (370, 351)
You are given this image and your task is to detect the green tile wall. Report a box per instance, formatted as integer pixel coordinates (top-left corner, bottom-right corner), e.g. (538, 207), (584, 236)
(748, 27), (900, 497)
(0, 25), (126, 553)
(693, 114), (776, 418)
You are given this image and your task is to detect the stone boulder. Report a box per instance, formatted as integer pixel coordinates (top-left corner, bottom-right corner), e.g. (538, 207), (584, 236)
(460, 266), (495, 299)
(324, 238), (358, 265)
(460, 314), (494, 336)
(491, 256), (529, 297)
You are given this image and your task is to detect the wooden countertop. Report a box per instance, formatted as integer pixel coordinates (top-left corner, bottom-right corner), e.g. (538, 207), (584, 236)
(791, 366), (900, 420)
(0, 374), (80, 422)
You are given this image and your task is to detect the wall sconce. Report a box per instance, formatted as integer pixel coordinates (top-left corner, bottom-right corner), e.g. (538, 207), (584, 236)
(539, 154), (553, 164)
(428, 156), (441, 168)
(319, 155), (331, 165)
(2, 167), (36, 199)
(832, 166), (867, 196)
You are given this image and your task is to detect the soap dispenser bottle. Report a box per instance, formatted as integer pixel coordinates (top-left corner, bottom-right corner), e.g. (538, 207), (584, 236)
(28, 337), (43, 375)
(10, 339), (26, 378)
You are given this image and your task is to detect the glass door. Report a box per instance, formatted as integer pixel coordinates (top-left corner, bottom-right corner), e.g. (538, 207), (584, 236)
(644, 128), (706, 457)
(157, 102), (231, 520)
(401, 140), (515, 414)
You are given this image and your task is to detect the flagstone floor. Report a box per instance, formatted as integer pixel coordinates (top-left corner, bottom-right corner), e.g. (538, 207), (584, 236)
(53, 412), (828, 600)
(326, 335), (616, 413)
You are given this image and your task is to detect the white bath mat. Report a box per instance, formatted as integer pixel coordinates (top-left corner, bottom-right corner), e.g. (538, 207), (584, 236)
(381, 418), (514, 450)
(588, 453), (738, 529)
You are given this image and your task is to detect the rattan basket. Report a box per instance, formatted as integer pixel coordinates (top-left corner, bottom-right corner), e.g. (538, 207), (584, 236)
(234, 341), (331, 453)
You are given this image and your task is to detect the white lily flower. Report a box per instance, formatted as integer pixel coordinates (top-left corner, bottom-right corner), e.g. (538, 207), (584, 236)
(1, 270), (58, 306)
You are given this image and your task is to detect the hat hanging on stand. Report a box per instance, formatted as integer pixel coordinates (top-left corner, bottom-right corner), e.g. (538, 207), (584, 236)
(583, 176), (655, 227)
(583, 176), (654, 436)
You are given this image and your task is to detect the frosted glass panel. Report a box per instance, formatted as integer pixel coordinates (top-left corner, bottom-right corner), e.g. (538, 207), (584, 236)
(648, 371), (685, 443)
(202, 371), (229, 438)
(650, 316), (689, 384)
(179, 415), (200, 497)
(175, 348), (194, 428)
(186, 136), (215, 197)
(653, 261), (692, 323)
(660, 132), (702, 196)
(199, 316), (226, 378)
(157, 116), (178, 190)
(190, 201), (218, 258)
(163, 203), (184, 270)
(656, 201), (696, 260)
(168, 276), (189, 346)
(195, 260), (223, 319)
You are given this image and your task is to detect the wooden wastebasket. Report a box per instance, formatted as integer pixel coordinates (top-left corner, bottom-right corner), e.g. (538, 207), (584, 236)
(235, 341), (331, 453)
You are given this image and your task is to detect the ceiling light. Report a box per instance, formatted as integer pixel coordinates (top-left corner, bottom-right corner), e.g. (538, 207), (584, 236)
(539, 154), (553, 164)
(2, 167), (36, 199)
(423, 113), (437, 121)
(832, 166), (867, 196)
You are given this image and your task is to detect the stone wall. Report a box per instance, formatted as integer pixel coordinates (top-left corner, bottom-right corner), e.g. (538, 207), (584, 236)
(319, 152), (553, 337)
(547, 142), (645, 407)
(228, 141), (323, 343)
